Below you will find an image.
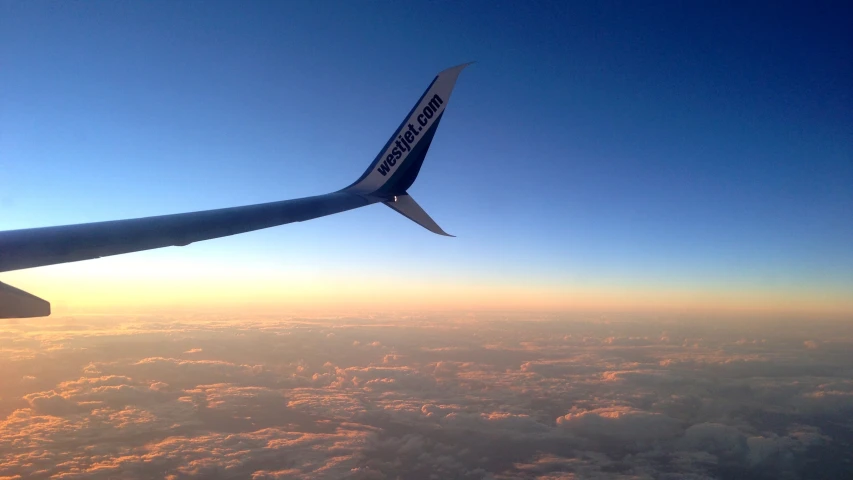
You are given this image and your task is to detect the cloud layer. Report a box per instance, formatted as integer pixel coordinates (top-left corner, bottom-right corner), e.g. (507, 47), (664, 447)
(1, 314), (852, 479)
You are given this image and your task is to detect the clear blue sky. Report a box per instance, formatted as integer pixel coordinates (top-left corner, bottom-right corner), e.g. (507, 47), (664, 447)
(1, 1), (851, 313)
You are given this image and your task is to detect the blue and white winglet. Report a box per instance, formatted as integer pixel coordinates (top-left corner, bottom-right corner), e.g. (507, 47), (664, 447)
(0, 63), (473, 318)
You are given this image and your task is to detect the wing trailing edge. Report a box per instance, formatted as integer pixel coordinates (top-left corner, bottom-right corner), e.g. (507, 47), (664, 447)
(0, 281), (50, 319)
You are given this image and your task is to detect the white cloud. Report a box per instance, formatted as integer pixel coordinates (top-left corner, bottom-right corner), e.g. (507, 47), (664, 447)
(0, 315), (850, 479)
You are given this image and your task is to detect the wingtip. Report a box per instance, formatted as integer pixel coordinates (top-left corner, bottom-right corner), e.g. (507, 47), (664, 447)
(439, 62), (476, 76)
(426, 225), (455, 237)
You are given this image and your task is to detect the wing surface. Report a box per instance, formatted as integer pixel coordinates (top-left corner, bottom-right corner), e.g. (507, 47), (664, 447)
(0, 192), (371, 273)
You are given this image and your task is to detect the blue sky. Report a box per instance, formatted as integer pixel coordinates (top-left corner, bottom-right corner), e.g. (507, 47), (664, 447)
(1, 1), (851, 313)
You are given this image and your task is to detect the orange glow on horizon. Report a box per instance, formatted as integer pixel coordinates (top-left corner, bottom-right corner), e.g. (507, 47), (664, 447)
(4, 263), (851, 320)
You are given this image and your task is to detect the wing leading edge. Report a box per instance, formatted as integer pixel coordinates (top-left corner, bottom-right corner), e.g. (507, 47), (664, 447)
(0, 63), (473, 318)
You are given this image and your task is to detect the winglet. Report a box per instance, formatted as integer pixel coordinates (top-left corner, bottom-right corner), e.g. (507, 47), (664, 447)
(384, 194), (453, 236)
(344, 62), (473, 198)
(344, 63), (472, 237)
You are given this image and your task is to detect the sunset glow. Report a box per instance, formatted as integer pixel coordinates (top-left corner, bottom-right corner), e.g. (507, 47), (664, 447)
(1, 1), (851, 478)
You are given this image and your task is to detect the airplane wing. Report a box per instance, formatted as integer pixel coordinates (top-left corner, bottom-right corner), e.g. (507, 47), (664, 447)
(0, 192), (372, 273)
(0, 63), (473, 318)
